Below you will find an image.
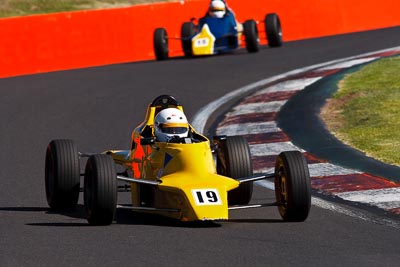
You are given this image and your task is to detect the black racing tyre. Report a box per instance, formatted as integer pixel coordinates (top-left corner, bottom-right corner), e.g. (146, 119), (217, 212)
(45, 139), (80, 210)
(265, 13), (283, 47)
(84, 154), (117, 226)
(181, 22), (196, 57)
(153, 28), (169, 61)
(243, 19), (259, 53)
(274, 151), (311, 222)
(216, 136), (254, 205)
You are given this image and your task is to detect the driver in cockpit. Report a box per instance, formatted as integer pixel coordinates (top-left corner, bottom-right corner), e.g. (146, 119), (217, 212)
(153, 107), (190, 143)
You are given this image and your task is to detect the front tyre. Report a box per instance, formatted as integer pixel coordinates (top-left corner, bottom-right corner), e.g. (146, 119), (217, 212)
(153, 28), (169, 61)
(45, 139), (80, 210)
(243, 20), (259, 53)
(181, 22), (196, 57)
(84, 154), (117, 226)
(274, 151), (311, 222)
(265, 13), (283, 47)
(216, 136), (254, 205)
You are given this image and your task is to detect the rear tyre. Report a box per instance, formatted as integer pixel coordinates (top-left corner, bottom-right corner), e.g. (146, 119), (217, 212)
(153, 28), (169, 60)
(265, 13), (283, 47)
(274, 151), (311, 222)
(84, 154), (117, 225)
(45, 139), (80, 210)
(216, 136), (253, 205)
(181, 22), (196, 57)
(243, 20), (259, 53)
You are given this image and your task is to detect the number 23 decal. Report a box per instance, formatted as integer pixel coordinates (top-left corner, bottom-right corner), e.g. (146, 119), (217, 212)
(192, 189), (222, 206)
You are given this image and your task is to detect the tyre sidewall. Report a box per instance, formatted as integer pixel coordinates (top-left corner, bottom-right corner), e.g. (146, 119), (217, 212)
(84, 154), (117, 225)
(45, 139), (80, 209)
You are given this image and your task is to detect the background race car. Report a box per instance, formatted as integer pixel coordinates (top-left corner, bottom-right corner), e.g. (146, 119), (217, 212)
(153, 12), (283, 60)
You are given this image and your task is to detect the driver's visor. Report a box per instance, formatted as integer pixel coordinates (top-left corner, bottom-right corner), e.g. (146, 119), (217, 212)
(159, 123), (188, 134)
(211, 6), (225, 12)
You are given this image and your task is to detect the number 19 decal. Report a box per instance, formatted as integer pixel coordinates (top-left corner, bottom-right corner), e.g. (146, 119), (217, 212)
(192, 189), (222, 206)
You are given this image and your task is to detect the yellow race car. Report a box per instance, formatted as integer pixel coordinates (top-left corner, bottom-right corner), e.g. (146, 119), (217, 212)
(45, 95), (311, 225)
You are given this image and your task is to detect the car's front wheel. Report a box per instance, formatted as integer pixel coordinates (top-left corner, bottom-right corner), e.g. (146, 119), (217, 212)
(181, 22), (196, 57)
(274, 151), (311, 222)
(215, 136), (254, 205)
(84, 154), (117, 225)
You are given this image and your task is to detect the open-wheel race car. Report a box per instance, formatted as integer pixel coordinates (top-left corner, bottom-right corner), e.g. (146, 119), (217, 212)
(153, 2), (283, 60)
(45, 95), (310, 225)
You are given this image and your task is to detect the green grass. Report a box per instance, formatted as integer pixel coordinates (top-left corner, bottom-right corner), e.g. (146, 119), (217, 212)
(0, 0), (176, 18)
(326, 56), (400, 166)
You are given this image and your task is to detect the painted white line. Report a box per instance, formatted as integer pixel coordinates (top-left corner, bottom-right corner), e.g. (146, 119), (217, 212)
(254, 162), (360, 177)
(255, 180), (275, 190)
(255, 180), (400, 229)
(250, 142), (303, 156)
(308, 163), (361, 177)
(310, 197), (400, 229)
(336, 187), (400, 210)
(217, 121), (279, 135)
(255, 167), (275, 174)
(319, 57), (378, 70)
(254, 77), (322, 95)
(227, 100), (286, 116)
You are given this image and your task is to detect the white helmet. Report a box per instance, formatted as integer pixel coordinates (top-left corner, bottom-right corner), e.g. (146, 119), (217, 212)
(154, 108), (189, 142)
(209, 0), (226, 18)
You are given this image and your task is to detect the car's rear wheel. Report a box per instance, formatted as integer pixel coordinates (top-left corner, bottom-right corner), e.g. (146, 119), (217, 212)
(243, 20), (259, 53)
(181, 22), (196, 57)
(45, 139), (80, 210)
(265, 13), (283, 47)
(216, 136), (254, 205)
(153, 28), (169, 60)
(274, 151), (311, 222)
(84, 154), (117, 225)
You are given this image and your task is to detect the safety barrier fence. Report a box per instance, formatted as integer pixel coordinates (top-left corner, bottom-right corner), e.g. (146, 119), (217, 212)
(0, 0), (399, 78)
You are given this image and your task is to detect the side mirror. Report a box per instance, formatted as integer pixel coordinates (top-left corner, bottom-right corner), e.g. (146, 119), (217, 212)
(140, 137), (156, 146)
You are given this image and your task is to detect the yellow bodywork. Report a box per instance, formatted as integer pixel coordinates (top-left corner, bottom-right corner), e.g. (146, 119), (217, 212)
(191, 24), (216, 56)
(147, 142), (239, 221)
(107, 102), (240, 221)
(191, 22), (243, 56)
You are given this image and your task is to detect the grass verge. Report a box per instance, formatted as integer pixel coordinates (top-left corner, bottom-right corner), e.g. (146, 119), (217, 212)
(0, 0), (178, 18)
(321, 56), (400, 166)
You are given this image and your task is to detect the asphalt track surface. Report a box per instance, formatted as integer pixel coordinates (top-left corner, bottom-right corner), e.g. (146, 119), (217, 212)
(1, 26), (400, 266)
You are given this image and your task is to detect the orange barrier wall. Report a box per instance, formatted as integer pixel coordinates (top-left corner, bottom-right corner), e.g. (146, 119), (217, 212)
(0, 0), (399, 78)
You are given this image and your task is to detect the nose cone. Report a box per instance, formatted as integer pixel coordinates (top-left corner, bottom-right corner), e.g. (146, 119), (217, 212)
(160, 172), (240, 221)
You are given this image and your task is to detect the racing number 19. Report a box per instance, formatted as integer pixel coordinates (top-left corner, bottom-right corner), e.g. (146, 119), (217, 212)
(192, 189), (222, 206)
